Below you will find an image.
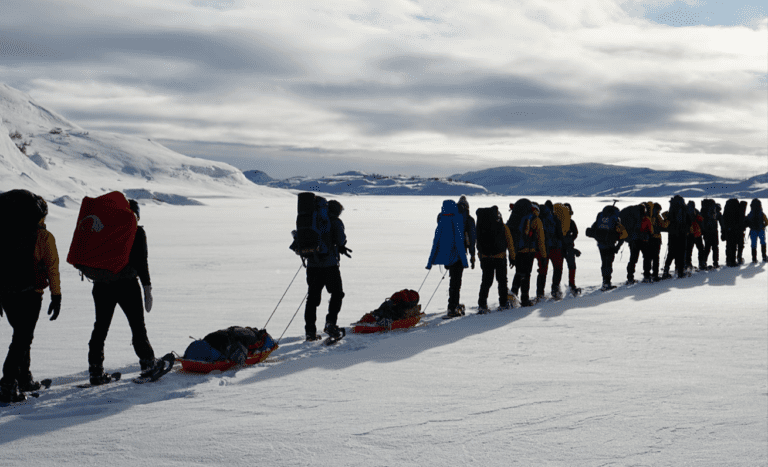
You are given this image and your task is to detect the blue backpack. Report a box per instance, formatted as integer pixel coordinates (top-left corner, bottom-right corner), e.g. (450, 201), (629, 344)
(588, 206), (620, 244)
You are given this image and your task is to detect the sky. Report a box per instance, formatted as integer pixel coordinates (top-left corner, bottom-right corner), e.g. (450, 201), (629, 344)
(1, 0), (766, 179)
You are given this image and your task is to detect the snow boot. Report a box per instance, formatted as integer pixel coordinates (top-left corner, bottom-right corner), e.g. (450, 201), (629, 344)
(0, 380), (25, 404)
(89, 366), (114, 386)
(762, 244), (768, 262)
(551, 286), (563, 300)
(17, 376), (41, 392)
(752, 248), (758, 264)
(324, 323), (344, 340)
(306, 334), (322, 342)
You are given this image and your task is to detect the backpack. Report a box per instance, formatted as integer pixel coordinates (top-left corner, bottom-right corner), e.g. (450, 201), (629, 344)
(619, 204), (644, 241)
(587, 205), (620, 244)
(700, 199), (718, 235)
(0, 189), (48, 293)
(475, 206), (507, 256)
(66, 192), (137, 281)
(290, 192), (332, 261)
(539, 205), (560, 250)
(372, 289), (420, 322)
(553, 203), (571, 237)
(747, 200), (764, 230)
(721, 198), (740, 233)
(667, 195), (688, 235)
(506, 198), (532, 250)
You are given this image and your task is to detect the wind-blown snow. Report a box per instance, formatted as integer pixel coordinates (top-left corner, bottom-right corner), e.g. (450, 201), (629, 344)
(1, 195), (766, 466)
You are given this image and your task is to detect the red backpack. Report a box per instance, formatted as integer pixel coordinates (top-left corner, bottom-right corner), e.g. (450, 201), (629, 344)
(67, 192), (137, 280)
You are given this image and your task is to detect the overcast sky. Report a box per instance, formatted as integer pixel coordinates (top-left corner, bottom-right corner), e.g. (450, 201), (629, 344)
(1, 0), (766, 179)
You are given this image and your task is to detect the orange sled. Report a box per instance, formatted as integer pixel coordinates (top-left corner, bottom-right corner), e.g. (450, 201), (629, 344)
(352, 310), (424, 334)
(178, 343), (278, 374)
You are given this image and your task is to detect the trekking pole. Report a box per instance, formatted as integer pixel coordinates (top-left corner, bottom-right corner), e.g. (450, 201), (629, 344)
(276, 292), (308, 345)
(422, 267), (448, 314)
(416, 269), (431, 294)
(263, 263), (304, 329)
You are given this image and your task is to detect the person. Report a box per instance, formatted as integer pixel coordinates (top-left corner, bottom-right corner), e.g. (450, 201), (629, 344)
(305, 199), (349, 341)
(561, 203), (582, 295)
(661, 195), (691, 279)
(476, 206), (516, 312)
(745, 198), (768, 263)
(457, 196), (477, 271)
(0, 192), (61, 403)
(586, 204), (628, 290)
(737, 200), (748, 264)
(622, 203), (648, 284)
(510, 203), (546, 306)
(536, 201), (563, 299)
(700, 199), (721, 269)
(87, 200), (161, 385)
(720, 198), (741, 267)
(427, 199), (470, 318)
(684, 201), (705, 271)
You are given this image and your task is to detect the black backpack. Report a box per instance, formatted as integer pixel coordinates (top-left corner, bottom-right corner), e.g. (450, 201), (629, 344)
(722, 198), (740, 233)
(290, 192), (332, 260)
(587, 205), (620, 244)
(0, 189), (48, 293)
(667, 195), (689, 235)
(475, 206), (507, 256)
(619, 204), (644, 241)
(700, 199), (718, 234)
(506, 198), (532, 250)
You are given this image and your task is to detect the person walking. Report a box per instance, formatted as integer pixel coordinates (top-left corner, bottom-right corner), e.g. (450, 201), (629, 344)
(475, 206), (516, 312)
(745, 199), (768, 263)
(0, 190), (61, 403)
(304, 199), (349, 341)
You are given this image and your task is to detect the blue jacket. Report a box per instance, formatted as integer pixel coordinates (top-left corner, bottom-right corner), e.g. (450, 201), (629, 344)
(426, 200), (468, 269)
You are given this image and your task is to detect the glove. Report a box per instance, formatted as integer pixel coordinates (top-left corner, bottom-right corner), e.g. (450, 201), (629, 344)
(47, 294), (61, 321)
(471, 256), (475, 269)
(574, 248), (582, 257)
(143, 285), (153, 312)
(339, 245), (353, 258)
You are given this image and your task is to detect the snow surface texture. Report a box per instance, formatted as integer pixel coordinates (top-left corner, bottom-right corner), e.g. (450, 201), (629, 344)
(1, 196), (766, 466)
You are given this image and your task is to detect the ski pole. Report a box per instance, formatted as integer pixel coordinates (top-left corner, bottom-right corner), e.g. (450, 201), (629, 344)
(422, 267), (448, 314)
(417, 269), (431, 294)
(276, 292), (308, 345)
(263, 263), (304, 329)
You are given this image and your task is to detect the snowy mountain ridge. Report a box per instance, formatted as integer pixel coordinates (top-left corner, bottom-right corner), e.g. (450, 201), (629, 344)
(0, 83), (275, 204)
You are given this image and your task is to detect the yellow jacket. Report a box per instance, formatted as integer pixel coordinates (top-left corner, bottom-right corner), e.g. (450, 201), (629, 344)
(520, 215), (547, 258)
(34, 226), (61, 295)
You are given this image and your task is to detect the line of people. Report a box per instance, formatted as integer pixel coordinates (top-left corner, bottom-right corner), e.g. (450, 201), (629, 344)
(426, 195), (767, 318)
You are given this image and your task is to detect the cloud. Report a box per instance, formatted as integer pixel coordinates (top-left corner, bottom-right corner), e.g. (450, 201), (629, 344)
(0, 0), (765, 178)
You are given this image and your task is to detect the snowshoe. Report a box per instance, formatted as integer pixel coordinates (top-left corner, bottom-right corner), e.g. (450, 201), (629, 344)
(600, 282), (617, 291)
(551, 288), (564, 300)
(569, 286), (581, 296)
(77, 372), (121, 389)
(477, 306), (491, 315)
(0, 381), (26, 404)
(306, 333), (323, 342)
(133, 353), (175, 384)
(323, 326), (346, 346)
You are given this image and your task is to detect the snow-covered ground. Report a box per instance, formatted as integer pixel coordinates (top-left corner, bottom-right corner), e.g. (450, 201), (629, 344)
(1, 194), (766, 466)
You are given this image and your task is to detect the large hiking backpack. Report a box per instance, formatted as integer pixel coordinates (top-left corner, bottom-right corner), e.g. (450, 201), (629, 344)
(506, 198), (532, 251)
(721, 198), (740, 234)
(587, 205), (620, 244)
(701, 199), (718, 235)
(290, 192), (332, 260)
(475, 206), (507, 256)
(667, 195), (689, 236)
(0, 189), (48, 293)
(553, 203), (571, 237)
(619, 204), (644, 241)
(747, 199), (764, 230)
(66, 191), (137, 281)
(539, 205), (560, 250)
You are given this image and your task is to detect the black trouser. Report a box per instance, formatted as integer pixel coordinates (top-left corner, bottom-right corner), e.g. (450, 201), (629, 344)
(664, 234), (688, 277)
(89, 279), (154, 370)
(0, 291), (42, 387)
(648, 237), (662, 277)
(724, 231), (740, 266)
(627, 240), (642, 280)
(478, 257), (508, 307)
(305, 266), (345, 336)
(599, 246), (615, 284)
(702, 232), (719, 267)
(685, 234), (704, 268)
(511, 252), (535, 302)
(447, 261), (464, 311)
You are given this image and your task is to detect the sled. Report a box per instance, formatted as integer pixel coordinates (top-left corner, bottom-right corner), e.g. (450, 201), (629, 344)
(352, 309), (424, 334)
(177, 342), (278, 374)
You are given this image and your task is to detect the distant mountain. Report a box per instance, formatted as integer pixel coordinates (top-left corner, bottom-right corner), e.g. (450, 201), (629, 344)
(450, 164), (767, 198)
(247, 170), (489, 196)
(0, 83), (268, 204)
